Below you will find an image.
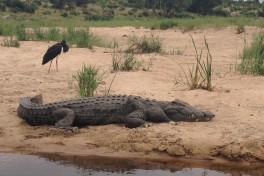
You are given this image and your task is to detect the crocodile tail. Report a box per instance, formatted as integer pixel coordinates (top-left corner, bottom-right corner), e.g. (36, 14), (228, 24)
(17, 95), (54, 126)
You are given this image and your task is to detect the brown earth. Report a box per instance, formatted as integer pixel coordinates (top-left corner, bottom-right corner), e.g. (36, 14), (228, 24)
(0, 26), (264, 163)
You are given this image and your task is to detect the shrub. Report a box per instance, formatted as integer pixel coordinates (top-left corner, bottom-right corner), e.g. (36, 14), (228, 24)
(212, 7), (230, 17)
(142, 11), (149, 17)
(126, 34), (163, 53)
(75, 30), (91, 48)
(160, 20), (178, 30)
(1, 37), (20, 47)
(110, 40), (142, 72)
(238, 33), (264, 75)
(16, 24), (29, 41)
(112, 52), (140, 72)
(47, 28), (61, 41)
(61, 12), (68, 17)
(73, 65), (105, 97)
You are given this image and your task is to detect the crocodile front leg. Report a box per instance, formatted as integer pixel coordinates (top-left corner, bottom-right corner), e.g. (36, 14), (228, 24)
(52, 108), (77, 131)
(124, 110), (148, 128)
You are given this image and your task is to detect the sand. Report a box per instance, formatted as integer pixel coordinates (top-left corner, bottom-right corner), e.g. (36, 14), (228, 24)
(0, 26), (264, 163)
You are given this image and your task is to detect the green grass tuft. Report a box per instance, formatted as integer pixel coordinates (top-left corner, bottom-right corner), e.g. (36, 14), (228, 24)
(73, 65), (105, 97)
(238, 33), (264, 75)
(126, 33), (163, 54)
(159, 20), (178, 30)
(174, 36), (213, 91)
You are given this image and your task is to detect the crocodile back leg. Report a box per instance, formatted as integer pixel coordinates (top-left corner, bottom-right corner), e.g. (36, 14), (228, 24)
(124, 110), (147, 128)
(52, 108), (76, 129)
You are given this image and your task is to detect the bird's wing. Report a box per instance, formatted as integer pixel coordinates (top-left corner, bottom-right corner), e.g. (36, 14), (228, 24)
(42, 43), (62, 65)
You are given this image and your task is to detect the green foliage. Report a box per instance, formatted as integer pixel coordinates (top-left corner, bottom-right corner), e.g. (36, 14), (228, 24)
(3, 0), (37, 13)
(61, 12), (68, 17)
(13, 26), (102, 48)
(211, 7), (231, 17)
(238, 33), (264, 75)
(47, 28), (61, 41)
(74, 29), (91, 48)
(159, 20), (178, 30)
(16, 24), (30, 41)
(64, 28), (102, 48)
(0, 22), (16, 36)
(112, 52), (140, 72)
(126, 34), (163, 53)
(175, 36), (213, 91)
(188, 0), (222, 14)
(110, 40), (141, 72)
(84, 14), (113, 21)
(73, 64), (105, 97)
(1, 37), (20, 47)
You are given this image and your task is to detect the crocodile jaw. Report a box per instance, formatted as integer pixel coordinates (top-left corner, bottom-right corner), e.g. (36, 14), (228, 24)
(164, 105), (215, 122)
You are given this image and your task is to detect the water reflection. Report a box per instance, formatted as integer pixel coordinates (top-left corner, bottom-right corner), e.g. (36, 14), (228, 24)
(0, 153), (264, 176)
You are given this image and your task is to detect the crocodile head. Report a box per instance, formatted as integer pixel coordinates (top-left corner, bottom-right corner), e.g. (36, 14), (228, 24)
(164, 99), (215, 122)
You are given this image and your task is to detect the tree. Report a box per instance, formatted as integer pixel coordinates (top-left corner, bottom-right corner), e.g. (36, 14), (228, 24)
(76, 0), (89, 6)
(145, 0), (192, 17)
(188, 0), (222, 14)
(49, 0), (66, 9)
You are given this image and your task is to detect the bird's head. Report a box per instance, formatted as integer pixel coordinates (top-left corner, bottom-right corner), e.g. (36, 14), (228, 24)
(61, 40), (69, 53)
(61, 40), (66, 45)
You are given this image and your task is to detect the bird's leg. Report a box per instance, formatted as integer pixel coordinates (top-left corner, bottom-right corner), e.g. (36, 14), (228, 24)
(48, 60), (53, 73)
(56, 56), (59, 72)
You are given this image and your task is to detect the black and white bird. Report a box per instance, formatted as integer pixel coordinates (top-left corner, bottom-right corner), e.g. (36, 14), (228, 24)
(42, 40), (69, 73)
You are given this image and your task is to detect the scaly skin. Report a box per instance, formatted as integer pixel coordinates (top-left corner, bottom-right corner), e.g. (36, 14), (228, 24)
(17, 94), (215, 129)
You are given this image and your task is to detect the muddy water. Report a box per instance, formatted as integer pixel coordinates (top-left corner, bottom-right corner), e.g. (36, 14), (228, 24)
(0, 153), (263, 176)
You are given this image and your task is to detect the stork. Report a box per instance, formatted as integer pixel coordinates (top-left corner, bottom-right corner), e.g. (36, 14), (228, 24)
(42, 40), (69, 73)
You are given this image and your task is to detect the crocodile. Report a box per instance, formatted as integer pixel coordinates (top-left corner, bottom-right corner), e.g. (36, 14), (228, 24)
(17, 94), (215, 129)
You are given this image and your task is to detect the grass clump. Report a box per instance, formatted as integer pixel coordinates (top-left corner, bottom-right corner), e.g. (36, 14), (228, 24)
(175, 36), (213, 91)
(73, 65), (105, 97)
(112, 52), (140, 72)
(1, 37), (20, 47)
(159, 20), (178, 30)
(13, 26), (102, 48)
(126, 34), (163, 54)
(16, 24), (29, 41)
(111, 41), (141, 72)
(238, 33), (264, 75)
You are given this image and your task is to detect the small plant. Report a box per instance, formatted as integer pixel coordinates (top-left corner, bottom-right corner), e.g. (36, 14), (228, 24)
(73, 65), (105, 97)
(75, 29), (91, 48)
(112, 52), (141, 72)
(110, 40), (142, 72)
(238, 33), (264, 75)
(168, 47), (186, 55)
(126, 34), (163, 54)
(1, 37), (20, 47)
(174, 36), (213, 91)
